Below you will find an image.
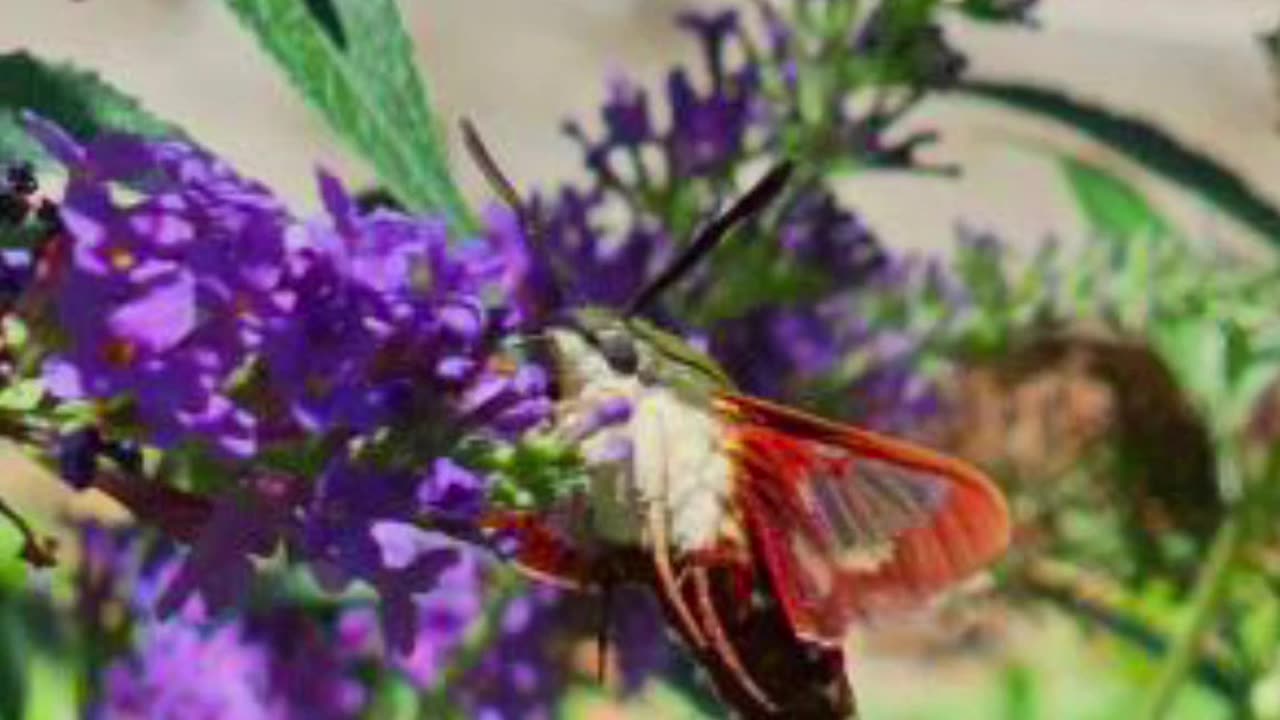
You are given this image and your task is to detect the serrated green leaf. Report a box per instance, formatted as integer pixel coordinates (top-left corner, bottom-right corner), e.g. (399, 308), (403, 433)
(1059, 156), (1170, 240)
(0, 51), (179, 166)
(223, 0), (473, 230)
(326, 0), (450, 184)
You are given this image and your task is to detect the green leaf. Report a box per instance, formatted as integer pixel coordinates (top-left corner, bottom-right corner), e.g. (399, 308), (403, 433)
(0, 51), (179, 165)
(223, 0), (473, 230)
(366, 673), (426, 720)
(960, 79), (1280, 248)
(21, 651), (77, 720)
(1227, 358), (1280, 432)
(1149, 317), (1229, 427)
(1058, 156), (1171, 239)
(0, 379), (43, 413)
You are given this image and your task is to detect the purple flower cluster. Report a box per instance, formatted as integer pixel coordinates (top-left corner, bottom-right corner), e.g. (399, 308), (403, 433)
(300, 458), (481, 654)
(260, 172), (548, 438)
(458, 582), (566, 720)
(20, 116), (559, 666)
(101, 619), (282, 720)
(138, 455), (498, 660)
(25, 115), (549, 461)
(563, 9), (757, 183)
(339, 548), (487, 689)
(28, 115), (291, 457)
(565, 6), (963, 189)
(339, 555), (670, 717)
(75, 525), (366, 720)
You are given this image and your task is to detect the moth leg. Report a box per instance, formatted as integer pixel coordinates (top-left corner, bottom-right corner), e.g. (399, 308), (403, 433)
(648, 499), (707, 648)
(691, 566), (779, 714)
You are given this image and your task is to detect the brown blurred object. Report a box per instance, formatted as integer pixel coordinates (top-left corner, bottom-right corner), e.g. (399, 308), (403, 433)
(941, 326), (1221, 545)
(860, 327), (1224, 664)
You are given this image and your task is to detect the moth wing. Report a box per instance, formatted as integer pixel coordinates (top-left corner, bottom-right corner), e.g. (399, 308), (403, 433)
(717, 393), (1011, 646)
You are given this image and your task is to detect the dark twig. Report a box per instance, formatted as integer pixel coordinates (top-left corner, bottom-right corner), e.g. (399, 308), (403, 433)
(0, 496), (56, 568)
(624, 161), (794, 317)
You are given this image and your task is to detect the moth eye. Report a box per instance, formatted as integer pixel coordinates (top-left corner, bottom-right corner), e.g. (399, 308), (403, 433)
(599, 333), (640, 375)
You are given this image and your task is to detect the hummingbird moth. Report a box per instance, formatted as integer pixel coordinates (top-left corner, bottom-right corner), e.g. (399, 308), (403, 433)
(461, 122), (1012, 717)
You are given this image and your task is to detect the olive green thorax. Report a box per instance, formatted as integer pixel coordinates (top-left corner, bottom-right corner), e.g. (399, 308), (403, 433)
(560, 306), (735, 396)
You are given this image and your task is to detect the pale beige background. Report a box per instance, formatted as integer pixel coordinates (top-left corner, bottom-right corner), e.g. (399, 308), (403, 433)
(4, 0), (1279, 254)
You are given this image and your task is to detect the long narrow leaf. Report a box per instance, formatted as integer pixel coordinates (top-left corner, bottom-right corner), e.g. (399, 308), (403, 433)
(960, 79), (1280, 247)
(1058, 156), (1170, 239)
(0, 51), (179, 165)
(224, 0), (473, 230)
(328, 0), (453, 190)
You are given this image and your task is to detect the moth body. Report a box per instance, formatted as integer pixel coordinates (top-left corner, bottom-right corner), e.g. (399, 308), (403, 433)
(547, 324), (736, 553)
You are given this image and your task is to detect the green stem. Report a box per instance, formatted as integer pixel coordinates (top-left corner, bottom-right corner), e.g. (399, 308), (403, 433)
(1020, 558), (1247, 701)
(1139, 509), (1248, 719)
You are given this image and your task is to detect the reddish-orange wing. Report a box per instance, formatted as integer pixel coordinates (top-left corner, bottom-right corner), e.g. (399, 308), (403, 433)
(717, 393), (1011, 646)
(481, 494), (598, 589)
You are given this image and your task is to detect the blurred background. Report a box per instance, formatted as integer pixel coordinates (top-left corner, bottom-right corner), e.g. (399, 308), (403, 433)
(4, 0), (1278, 249)
(5, 1), (1280, 719)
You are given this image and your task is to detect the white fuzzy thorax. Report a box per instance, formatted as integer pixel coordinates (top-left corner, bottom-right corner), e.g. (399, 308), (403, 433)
(549, 328), (734, 552)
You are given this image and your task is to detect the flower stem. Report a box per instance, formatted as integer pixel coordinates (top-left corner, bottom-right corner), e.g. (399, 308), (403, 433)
(1139, 509), (1247, 719)
(0, 495), (56, 567)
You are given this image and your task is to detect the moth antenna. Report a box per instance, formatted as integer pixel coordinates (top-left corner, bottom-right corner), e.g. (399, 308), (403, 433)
(458, 117), (568, 308)
(623, 161), (794, 318)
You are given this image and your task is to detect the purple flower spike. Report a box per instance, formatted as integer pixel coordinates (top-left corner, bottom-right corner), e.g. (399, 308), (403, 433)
(676, 9), (741, 85)
(601, 75), (653, 147)
(666, 68), (753, 177)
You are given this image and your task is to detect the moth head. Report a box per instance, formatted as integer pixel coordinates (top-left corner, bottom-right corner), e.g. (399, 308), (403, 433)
(548, 307), (735, 399)
(567, 307), (642, 375)
(544, 308), (648, 397)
